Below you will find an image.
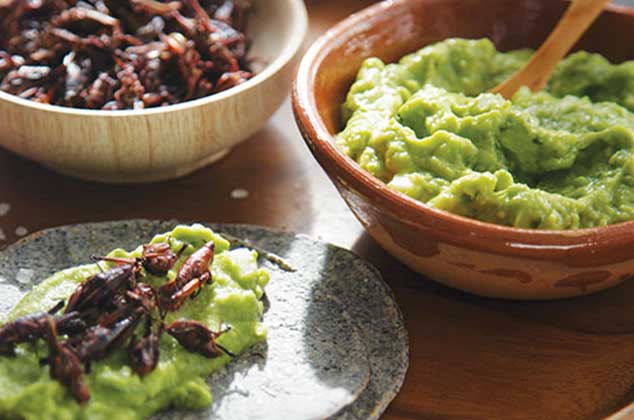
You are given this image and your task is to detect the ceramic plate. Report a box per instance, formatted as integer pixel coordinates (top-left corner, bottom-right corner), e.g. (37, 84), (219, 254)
(0, 220), (408, 419)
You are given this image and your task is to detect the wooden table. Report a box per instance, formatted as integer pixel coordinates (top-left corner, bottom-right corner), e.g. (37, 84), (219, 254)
(2, 1), (634, 419)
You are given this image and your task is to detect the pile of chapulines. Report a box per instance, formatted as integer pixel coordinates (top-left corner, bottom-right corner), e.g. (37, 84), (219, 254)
(0, 0), (252, 109)
(0, 240), (233, 404)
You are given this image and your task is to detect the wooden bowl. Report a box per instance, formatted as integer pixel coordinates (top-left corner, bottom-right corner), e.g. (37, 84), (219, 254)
(0, 0), (307, 183)
(292, 0), (634, 300)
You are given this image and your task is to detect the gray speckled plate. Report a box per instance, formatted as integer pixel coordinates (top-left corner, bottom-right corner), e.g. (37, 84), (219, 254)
(0, 220), (408, 420)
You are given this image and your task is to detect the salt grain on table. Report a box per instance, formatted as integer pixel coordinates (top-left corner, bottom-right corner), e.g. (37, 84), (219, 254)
(231, 189), (250, 199)
(0, 202), (9, 216)
(15, 226), (28, 236)
(0, 228), (5, 241)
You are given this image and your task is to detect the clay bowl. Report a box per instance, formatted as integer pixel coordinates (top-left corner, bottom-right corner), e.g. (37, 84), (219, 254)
(0, 0), (307, 184)
(292, 0), (634, 300)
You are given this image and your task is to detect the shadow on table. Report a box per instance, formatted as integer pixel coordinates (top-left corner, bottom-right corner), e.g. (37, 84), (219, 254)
(350, 230), (634, 420)
(351, 230), (634, 335)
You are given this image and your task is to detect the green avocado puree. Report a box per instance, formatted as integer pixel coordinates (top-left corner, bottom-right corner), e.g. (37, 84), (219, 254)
(0, 224), (269, 420)
(337, 38), (634, 229)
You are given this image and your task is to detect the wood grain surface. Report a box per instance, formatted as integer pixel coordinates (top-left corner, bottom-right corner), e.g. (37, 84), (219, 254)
(1, 1), (634, 419)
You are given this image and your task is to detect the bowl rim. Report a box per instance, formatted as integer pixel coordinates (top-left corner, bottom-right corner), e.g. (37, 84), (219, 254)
(0, 0), (308, 117)
(292, 0), (634, 258)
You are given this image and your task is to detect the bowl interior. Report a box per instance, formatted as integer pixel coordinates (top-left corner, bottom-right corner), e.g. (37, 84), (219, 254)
(312, 0), (634, 136)
(0, 0), (307, 116)
(248, 0), (302, 74)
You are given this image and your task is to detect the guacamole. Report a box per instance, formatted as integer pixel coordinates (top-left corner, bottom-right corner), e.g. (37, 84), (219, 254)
(0, 224), (269, 420)
(337, 38), (634, 229)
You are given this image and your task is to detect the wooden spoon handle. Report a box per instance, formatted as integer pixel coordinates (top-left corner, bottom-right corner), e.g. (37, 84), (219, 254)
(491, 0), (610, 99)
(607, 402), (634, 419)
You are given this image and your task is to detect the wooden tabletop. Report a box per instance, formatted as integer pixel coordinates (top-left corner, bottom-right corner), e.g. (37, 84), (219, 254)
(2, 1), (634, 419)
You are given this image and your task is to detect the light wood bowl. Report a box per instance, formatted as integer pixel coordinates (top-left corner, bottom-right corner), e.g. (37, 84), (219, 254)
(0, 0), (307, 183)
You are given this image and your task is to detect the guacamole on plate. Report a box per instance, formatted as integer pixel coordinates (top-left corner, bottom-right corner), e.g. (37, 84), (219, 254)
(0, 224), (269, 420)
(337, 38), (634, 229)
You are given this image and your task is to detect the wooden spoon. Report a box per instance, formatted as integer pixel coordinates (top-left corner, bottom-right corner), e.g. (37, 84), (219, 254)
(609, 404), (634, 420)
(491, 0), (610, 99)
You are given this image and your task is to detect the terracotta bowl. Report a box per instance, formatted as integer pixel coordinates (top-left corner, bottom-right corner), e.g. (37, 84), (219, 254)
(292, 0), (634, 300)
(0, 0), (307, 184)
